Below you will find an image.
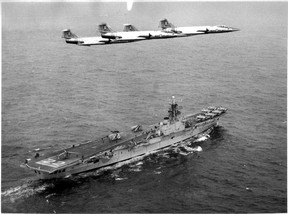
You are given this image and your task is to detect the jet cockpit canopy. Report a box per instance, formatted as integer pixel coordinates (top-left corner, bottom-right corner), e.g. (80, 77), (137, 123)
(216, 25), (229, 28)
(123, 24), (139, 32)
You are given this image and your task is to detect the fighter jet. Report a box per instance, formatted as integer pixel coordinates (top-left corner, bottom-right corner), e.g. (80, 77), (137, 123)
(98, 23), (177, 42)
(62, 29), (111, 46)
(62, 27), (147, 46)
(62, 24), (178, 47)
(122, 23), (182, 39)
(62, 20), (239, 47)
(159, 18), (239, 36)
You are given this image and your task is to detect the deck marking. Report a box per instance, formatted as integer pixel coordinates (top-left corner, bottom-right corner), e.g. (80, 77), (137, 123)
(36, 158), (66, 168)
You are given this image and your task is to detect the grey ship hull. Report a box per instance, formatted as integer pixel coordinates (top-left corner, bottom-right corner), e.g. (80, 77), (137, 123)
(24, 115), (221, 179)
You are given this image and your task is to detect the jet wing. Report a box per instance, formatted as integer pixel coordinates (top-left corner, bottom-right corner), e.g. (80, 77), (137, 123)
(77, 37), (110, 46)
(101, 34), (122, 40)
(120, 36), (146, 41)
(142, 31), (178, 39)
(101, 32), (146, 43)
(112, 37), (146, 43)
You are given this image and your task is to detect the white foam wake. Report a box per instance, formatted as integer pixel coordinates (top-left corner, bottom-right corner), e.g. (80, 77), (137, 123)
(184, 145), (203, 152)
(194, 134), (210, 142)
(2, 182), (49, 203)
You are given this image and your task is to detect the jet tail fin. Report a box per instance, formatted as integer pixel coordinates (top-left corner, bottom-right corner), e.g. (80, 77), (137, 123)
(159, 18), (176, 29)
(98, 23), (113, 34)
(123, 24), (138, 32)
(62, 29), (78, 39)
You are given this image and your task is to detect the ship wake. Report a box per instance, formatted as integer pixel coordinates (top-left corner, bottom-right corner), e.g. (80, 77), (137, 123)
(2, 127), (215, 203)
(1, 181), (52, 204)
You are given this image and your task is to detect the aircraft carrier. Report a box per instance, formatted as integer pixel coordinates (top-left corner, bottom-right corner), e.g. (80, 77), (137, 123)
(21, 96), (227, 179)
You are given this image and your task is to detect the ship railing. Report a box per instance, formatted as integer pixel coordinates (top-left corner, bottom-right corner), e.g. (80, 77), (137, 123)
(25, 164), (52, 174)
(25, 162), (70, 175)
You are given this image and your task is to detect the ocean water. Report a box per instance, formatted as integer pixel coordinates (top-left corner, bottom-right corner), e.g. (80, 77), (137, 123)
(1, 2), (287, 213)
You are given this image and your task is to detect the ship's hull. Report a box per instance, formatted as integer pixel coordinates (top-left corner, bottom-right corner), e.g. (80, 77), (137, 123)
(31, 116), (219, 179)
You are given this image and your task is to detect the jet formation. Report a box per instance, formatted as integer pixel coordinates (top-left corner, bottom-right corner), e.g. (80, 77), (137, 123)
(62, 18), (239, 46)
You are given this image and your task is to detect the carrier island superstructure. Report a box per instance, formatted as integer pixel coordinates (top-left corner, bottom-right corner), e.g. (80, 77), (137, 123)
(22, 97), (227, 179)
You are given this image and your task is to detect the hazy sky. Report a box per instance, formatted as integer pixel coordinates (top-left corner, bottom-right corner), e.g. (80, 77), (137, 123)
(2, 2), (287, 34)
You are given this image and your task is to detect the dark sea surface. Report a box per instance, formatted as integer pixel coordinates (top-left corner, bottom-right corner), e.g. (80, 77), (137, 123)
(1, 2), (287, 213)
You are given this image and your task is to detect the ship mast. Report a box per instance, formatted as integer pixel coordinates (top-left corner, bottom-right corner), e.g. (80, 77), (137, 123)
(168, 96), (181, 122)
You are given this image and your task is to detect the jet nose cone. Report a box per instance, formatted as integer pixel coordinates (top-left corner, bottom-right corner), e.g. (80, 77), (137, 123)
(231, 27), (240, 32)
